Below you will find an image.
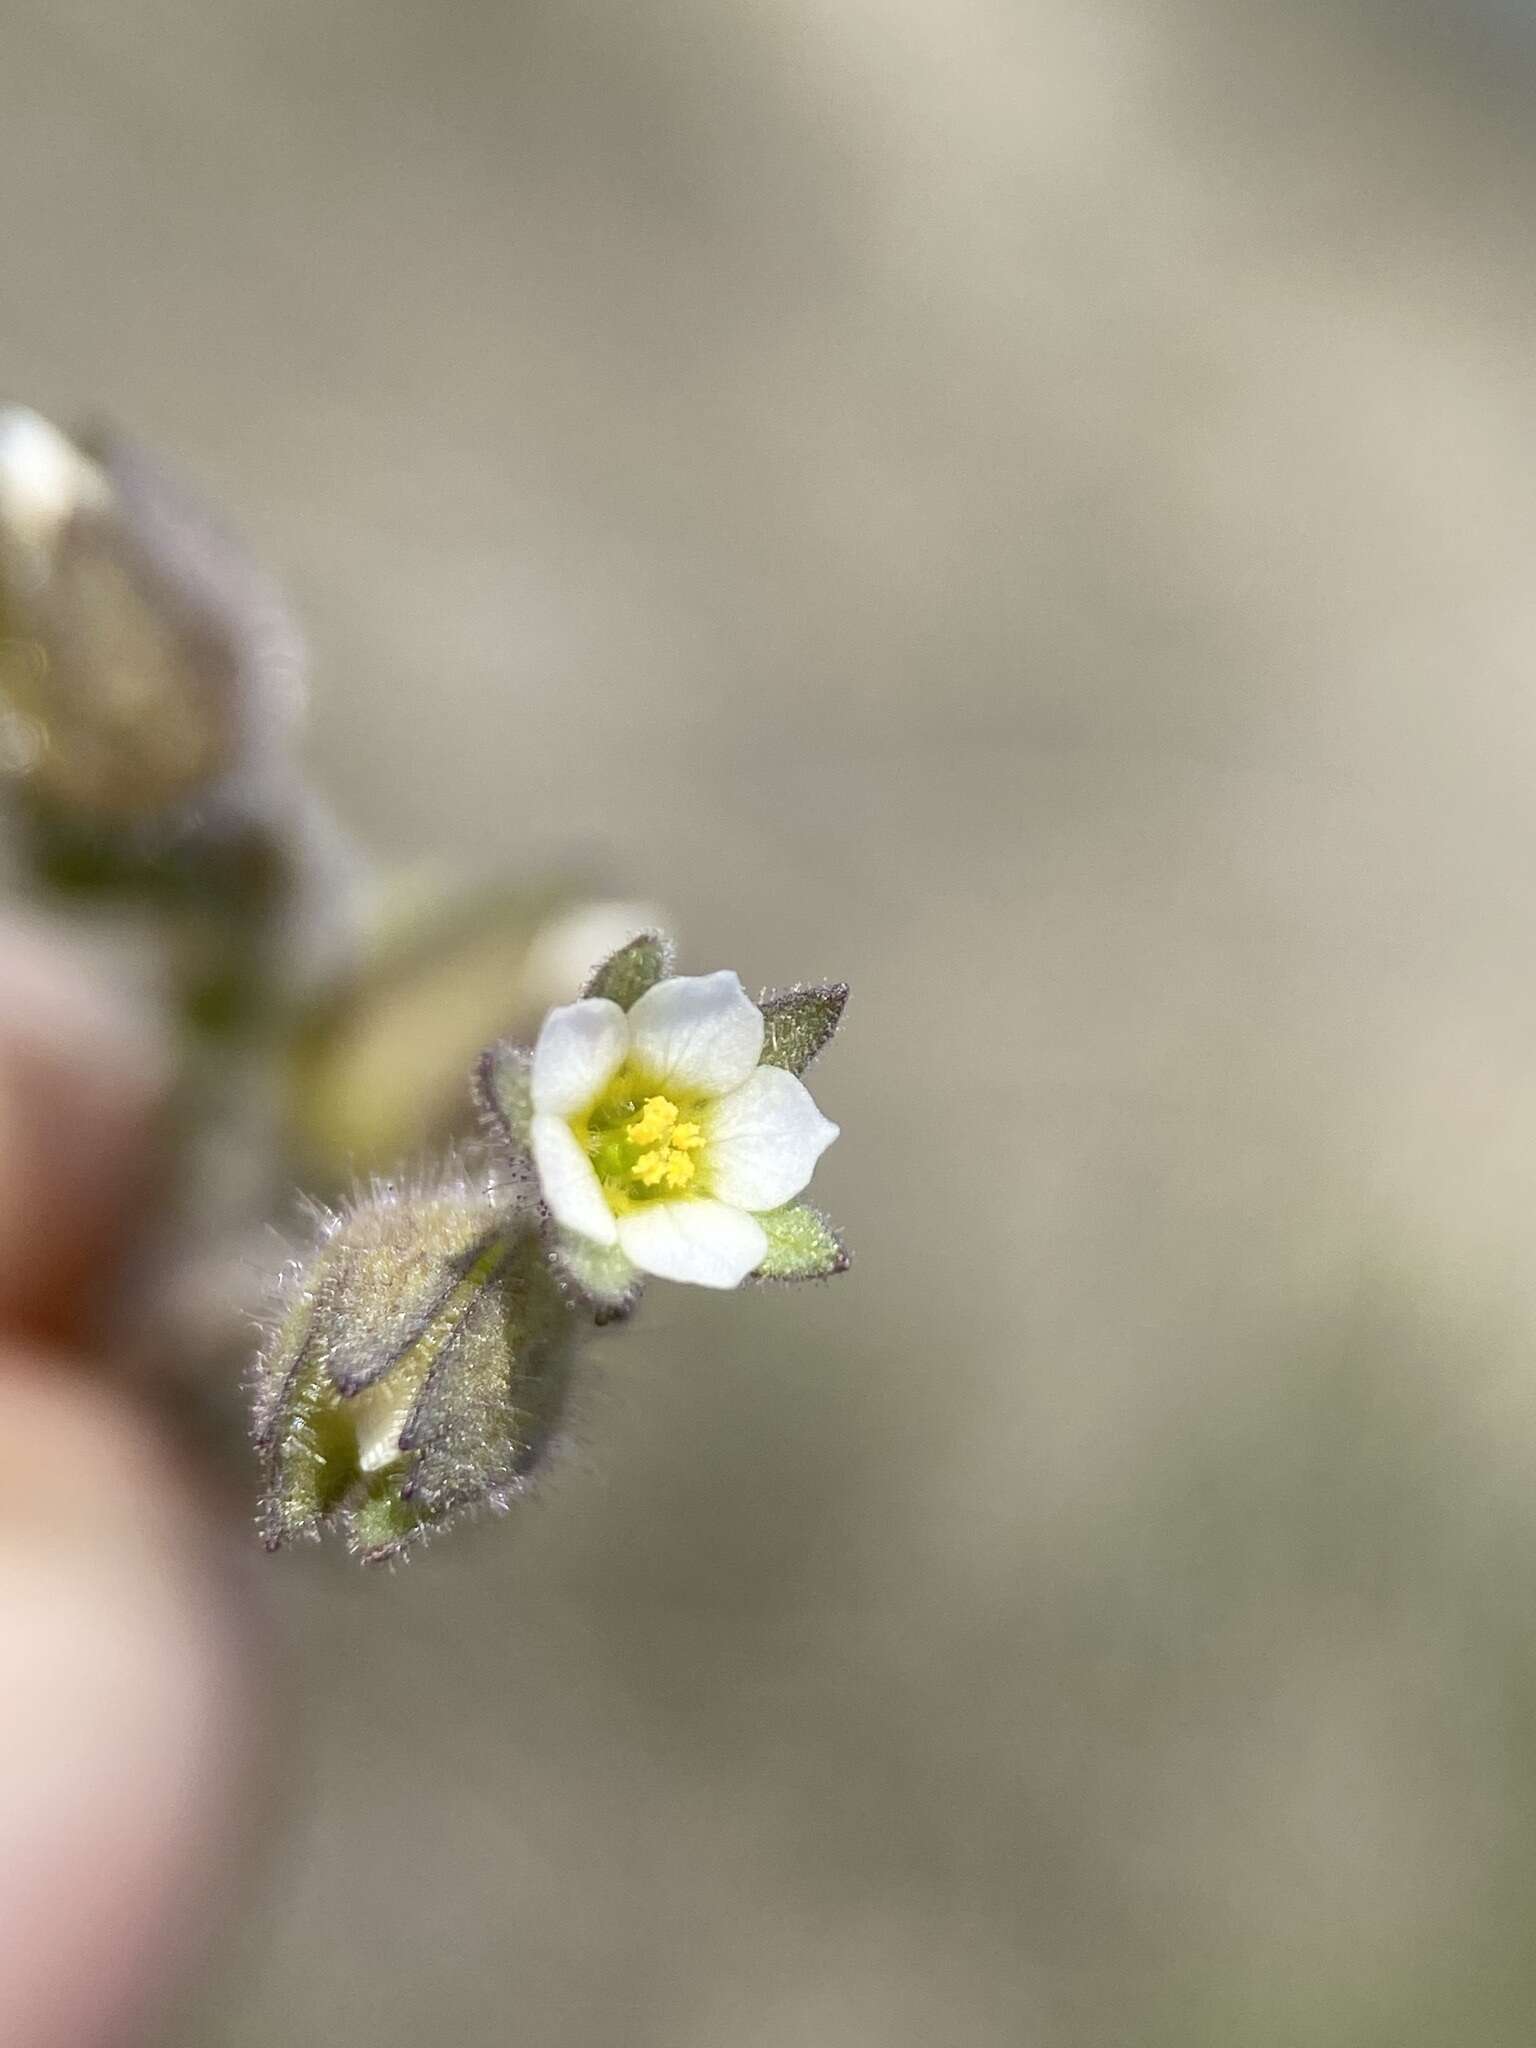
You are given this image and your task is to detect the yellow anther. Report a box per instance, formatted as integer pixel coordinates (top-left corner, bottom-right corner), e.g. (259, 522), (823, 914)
(623, 1094), (703, 1194)
(627, 1096), (679, 1146)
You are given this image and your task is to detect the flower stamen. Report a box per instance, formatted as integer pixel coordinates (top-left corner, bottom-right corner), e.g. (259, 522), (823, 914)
(627, 1096), (678, 1146)
(622, 1094), (701, 1193)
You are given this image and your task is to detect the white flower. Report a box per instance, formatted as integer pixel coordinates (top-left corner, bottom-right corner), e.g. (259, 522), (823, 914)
(528, 970), (839, 1288)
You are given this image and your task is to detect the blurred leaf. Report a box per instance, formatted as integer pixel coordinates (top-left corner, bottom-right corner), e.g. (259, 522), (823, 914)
(0, 407), (303, 828)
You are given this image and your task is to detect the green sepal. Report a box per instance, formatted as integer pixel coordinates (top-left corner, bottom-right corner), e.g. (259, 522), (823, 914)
(318, 1191), (506, 1395)
(547, 1226), (644, 1324)
(473, 1039), (534, 1175)
(394, 1231), (576, 1534)
(582, 930), (675, 1009)
(253, 1285), (361, 1550)
(348, 1477), (435, 1564)
(758, 982), (848, 1074)
(750, 1203), (851, 1282)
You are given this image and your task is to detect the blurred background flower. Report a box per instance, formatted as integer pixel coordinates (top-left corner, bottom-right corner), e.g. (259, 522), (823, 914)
(8, 1), (1536, 2043)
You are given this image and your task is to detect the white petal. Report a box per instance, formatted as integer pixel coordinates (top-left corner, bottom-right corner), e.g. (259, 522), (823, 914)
(530, 997), (627, 1114)
(705, 1064), (840, 1212)
(531, 1114), (618, 1245)
(617, 1200), (768, 1289)
(627, 971), (764, 1095)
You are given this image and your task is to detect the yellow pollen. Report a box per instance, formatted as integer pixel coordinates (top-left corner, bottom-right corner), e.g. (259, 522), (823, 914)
(627, 1096), (679, 1146)
(623, 1095), (703, 1194)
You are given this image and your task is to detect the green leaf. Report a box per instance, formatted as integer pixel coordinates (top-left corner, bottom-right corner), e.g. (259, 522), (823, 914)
(549, 1228), (643, 1323)
(758, 982), (848, 1074)
(583, 930), (675, 1009)
(751, 1203), (850, 1282)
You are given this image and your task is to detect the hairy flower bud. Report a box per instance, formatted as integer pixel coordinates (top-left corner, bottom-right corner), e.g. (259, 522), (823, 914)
(254, 1172), (578, 1562)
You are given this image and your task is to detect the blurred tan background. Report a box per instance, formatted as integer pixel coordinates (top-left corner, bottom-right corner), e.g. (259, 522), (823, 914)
(10, 0), (1536, 2041)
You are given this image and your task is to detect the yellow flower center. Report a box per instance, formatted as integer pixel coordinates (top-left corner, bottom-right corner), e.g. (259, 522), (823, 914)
(576, 1075), (709, 1208)
(627, 1095), (702, 1190)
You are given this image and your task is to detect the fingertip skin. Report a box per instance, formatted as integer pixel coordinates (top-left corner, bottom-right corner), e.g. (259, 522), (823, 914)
(0, 920), (168, 1340)
(0, 929), (258, 2044)
(0, 1355), (253, 2048)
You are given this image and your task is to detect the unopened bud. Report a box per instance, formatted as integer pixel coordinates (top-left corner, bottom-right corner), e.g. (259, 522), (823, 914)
(0, 406), (301, 827)
(254, 1173), (576, 1563)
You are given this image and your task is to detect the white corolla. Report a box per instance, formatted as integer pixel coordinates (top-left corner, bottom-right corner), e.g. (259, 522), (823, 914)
(529, 970), (839, 1288)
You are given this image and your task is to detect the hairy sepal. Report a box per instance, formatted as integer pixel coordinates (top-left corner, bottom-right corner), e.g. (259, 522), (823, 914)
(757, 982), (848, 1075)
(582, 930), (675, 1009)
(473, 1038), (534, 1179)
(547, 1226), (644, 1324)
(750, 1203), (851, 1282)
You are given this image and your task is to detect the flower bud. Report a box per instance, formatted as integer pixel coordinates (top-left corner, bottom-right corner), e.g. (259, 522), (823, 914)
(287, 884), (665, 1182)
(0, 406), (301, 829)
(254, 1173), (576, 1562)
